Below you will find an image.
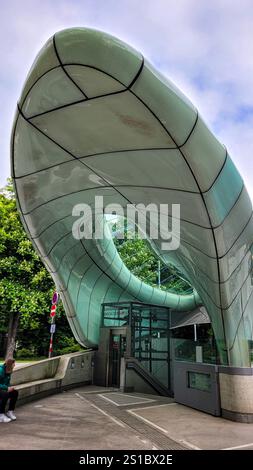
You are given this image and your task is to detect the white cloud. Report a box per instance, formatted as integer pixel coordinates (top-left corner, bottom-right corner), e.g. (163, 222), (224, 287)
(1, 0), (253, 201)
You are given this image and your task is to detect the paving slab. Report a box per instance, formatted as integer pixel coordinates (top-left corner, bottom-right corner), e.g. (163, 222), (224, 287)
(0, 387), (154, 450)
(1, 386), (253, 450)
(129, 402), (253, 450)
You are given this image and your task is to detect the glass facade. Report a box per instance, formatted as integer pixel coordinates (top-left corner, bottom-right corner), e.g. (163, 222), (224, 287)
(131, 304), (170, 389)
(12, 27), (253, 367)
(103, 302), (171, 390)
(172, 323), (219, 364)
(102, 301), (219, 391)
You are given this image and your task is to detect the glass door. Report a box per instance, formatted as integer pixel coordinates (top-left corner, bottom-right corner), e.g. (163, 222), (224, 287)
(110, 333), (126, 387)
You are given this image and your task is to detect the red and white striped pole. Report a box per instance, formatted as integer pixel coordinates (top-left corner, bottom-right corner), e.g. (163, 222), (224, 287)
(49, 336), (53, 357)
(48, 293), (58, 358)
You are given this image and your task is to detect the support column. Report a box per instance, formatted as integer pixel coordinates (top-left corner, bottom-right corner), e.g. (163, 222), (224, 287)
(219, 366), (253, 423)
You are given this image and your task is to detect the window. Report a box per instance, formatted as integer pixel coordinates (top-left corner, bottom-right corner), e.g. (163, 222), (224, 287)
(188, 371), (211, 392)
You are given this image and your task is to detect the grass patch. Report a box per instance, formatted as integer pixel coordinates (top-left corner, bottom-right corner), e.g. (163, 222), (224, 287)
(0, 357), (46, 363)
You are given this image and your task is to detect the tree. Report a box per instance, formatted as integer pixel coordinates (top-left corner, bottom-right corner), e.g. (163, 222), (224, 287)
(0, 181), (191, 359)
(0, 180), (82, 358)
(6, 311), (20, 360)
(113, 224), (191, 293)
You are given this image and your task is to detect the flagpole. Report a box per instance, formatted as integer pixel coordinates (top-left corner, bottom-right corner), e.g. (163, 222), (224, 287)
(48, 292), (58, 358)
(48, 314), (55, 358)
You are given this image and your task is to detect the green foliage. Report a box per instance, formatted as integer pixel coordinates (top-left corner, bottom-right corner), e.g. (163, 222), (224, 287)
(15, 348), (36, 359)
(116, 238), (158, 285)
(114, 231), (192, 293)
(53, 335), (84, 355)
(0, 179), (82, 357)
(56, 343), (84, 356)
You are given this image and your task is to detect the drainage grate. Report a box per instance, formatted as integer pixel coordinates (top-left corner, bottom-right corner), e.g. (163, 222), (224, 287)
(81, 393), (187, 451)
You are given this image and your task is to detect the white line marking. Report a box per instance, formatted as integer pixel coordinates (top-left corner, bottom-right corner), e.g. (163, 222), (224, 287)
(76, 389), (111, 394)
(89, 403), (126, 428)
(99, 393), (155, 407)
(108, 392), (154, 402)
(129, 403), (177, 412)
(128, 409), (201, 450)
(128, 409), (169, 434)
(178, 439), (201, 450)
(222, 442), (253, 450)
(98, 394), (122, 406)
(75, 393), (125, 428)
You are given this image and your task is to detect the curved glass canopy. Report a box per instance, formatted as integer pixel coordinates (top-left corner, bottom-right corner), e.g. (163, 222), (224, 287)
(11, 28), (253, 366)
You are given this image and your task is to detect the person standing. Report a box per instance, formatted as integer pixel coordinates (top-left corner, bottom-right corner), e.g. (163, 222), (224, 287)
(0, 358), (18, 423)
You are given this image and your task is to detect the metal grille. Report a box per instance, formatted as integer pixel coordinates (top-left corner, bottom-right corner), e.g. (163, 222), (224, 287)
(81, 392), (187, 451)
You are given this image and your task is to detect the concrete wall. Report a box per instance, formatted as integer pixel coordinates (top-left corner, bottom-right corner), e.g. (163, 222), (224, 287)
(124, 368), (158, 395)
(10, 351), (95, 406)
(61, 351), (93, 387)
(219, 367), (253, 422)
(172, 362), (253, 423)
(173, 361), (220, 416)
(12, 357), (60, 385)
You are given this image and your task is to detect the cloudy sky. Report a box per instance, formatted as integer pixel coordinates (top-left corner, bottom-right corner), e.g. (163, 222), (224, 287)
(1, 0), (253, 197)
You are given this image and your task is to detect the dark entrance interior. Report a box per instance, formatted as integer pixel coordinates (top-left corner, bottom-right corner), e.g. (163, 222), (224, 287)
(109, 332), (127, 387)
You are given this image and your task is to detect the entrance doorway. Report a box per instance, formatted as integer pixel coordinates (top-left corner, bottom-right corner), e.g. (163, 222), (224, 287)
(109, 331), (127, 387)
(102, 302), (171, 392)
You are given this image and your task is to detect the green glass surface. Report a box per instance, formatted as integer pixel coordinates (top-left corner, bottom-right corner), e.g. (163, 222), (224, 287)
(83, 149), (199, 192)
(131, 60), (197, 145)
(22, 67), (84, 118)
(30, 91), (174, 157)
(182, 116), (227, 192)
(11, 27), (253, 365)
(55, 28), (142, 87)
(64, 65), (125, 97)
(19, 37), (59, 107)
(204, 155), (243, 226)
(213, 187), (252, 256)
(14, 114), (73, 177)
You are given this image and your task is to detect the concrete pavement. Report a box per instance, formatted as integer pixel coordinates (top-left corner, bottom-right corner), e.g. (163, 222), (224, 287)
(1, 386), (253, 450)
(0, 386), (159, 450)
